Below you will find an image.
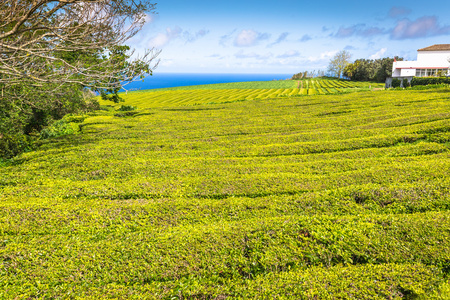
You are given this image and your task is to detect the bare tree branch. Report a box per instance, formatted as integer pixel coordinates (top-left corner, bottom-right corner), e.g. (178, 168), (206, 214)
(0, 0), (160, 101)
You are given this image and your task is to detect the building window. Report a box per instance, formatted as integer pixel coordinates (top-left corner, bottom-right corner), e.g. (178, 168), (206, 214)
(438, 69), (449, 77)
(416, 69), (426, 77)
(414, 69), (449, 77)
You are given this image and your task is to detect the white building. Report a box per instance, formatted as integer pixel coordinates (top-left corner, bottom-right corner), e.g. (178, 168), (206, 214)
(392, 44), (450, 78)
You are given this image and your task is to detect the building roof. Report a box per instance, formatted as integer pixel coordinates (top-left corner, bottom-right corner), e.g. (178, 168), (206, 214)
(418, 44), (450, 51)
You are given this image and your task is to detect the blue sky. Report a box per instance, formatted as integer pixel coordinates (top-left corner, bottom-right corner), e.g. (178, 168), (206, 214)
(128, 0), (450, 74)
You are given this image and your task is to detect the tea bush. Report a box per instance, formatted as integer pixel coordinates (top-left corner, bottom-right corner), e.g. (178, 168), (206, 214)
(117, 104), (137, 111)
(0, 86), (449, 298)
(99, 78), (383, 109)
(39, 118), (80, 139)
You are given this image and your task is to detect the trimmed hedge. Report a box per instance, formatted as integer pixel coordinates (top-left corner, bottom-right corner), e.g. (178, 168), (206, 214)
(1, 88), (450, 298)
(411, 77), (450, 86)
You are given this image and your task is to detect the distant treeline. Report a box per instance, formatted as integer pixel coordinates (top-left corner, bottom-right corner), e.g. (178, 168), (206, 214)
(344, 57), (403, 83)
(291, 56), (401, 83)
(291, 70), (326, 80)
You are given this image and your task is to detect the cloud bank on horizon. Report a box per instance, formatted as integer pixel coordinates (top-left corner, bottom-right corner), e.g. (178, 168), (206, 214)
(128, 0), (450, 74)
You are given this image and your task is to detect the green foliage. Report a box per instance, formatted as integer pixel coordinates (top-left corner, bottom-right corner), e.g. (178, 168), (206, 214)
(392, 78), (401, 88)
(100, 78), (383, 109)
(410, 84), (450, 91)
(291, 70), (325, 79)
(117, 105), (137, 111)
(344, 57), (402, 82)
(153, 79), (298, 90)
(0, 133), (33, 159)
(327, 50), (351, 78)
(97, 45), (154, 104)
(421, 281), (450, 299)
(0, 0), (153, 161)
(291, 71), (306, 80)
(402, 78), (410, 88)
(411, 77), (450, 86)
(39, 116), (83, 139)
(0, 87), (99, 159)
(0, 86), (449, 297)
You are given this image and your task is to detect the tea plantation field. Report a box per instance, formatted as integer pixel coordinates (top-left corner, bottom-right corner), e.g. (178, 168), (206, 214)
(102, 78), (384, 109)
(1, 85), (450, 298)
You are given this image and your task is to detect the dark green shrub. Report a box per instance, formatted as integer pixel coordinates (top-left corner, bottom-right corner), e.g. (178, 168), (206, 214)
(0, 133), (33, 159)
(117, 105), (137, 111)
(402, 78), (410, 88)
(100, 105), (115, 111)
(63, 115), (86, 123)
(114, 111), (139, 117)
(410, 84), (450, 90)
(411, 77), (450, 87)
(391, 78), (401, 88)
(39, 118), (79, 139)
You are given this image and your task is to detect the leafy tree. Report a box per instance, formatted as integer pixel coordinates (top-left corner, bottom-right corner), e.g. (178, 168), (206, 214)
(350, 59), (374, 81)
(343, 61), (357, 79)
(344, 57), (403, 82)
(291, 70), (324, 80)
(375, 57), (402, 82)
(0, 0), (160, 155)
(327, 50), (351, 78)
(0, 0), (159, 94)
(292, 72), (304, 80)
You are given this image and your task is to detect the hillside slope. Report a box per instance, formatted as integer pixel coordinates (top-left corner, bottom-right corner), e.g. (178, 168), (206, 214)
(1, 87), (449, 298)
(102, 78), (384, 109)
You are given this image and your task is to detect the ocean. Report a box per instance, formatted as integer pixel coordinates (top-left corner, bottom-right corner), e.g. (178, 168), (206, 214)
(120, 73), (293, 91)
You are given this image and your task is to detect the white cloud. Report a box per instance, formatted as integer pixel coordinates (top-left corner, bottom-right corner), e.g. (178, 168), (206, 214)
(369, 48), (387, 59)
(219, 29), (237, 47)
(299, 34), (312, 42)
(268, 32), (289, 47)
(388, 6), (411, 18)
(149, 26), (182, 48)
(149, 27), (209, 48)
(234, 50), (272, 60)
(159, 59), (175, 67)
(184, 29), (209, 43)
(143, 13), (155, 23)
(277, 50), (300, 58)
(234, 29), (270, 47)
(390, 16), (450, 40)
(308, 50), (338, 62)
(334, 24), (385, 38)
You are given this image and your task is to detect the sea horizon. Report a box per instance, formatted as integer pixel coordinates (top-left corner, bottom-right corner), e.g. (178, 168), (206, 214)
(121, 72), (293, 91)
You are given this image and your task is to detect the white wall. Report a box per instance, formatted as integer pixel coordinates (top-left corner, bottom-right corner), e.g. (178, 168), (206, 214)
(392, 51), (450, 77)
(392, 61), (418, 77)
(400, 69), (416, 77)
(417, 51), (450, 67)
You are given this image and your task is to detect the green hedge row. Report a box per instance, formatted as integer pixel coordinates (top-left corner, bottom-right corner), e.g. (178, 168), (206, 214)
(1, 88), (450, 298)
(411, 77), (450, 86)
